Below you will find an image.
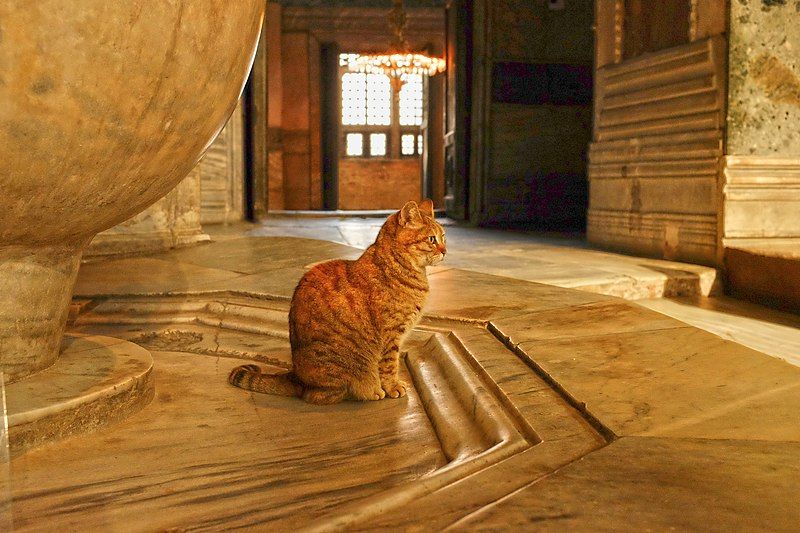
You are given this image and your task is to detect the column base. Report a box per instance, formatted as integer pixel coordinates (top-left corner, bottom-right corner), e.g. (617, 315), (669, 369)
(5, 333), (154, 456)
(0, 243), (83, 383)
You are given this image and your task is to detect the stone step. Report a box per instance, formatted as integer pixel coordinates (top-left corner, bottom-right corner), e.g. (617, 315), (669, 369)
(725, 242), (800, 312)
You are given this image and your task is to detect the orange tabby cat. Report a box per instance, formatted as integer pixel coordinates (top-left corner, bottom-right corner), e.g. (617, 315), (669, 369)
(228, 199), (446, 405)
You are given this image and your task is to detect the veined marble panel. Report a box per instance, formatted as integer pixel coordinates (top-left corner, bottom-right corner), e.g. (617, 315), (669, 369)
(199, 101), (245, 225)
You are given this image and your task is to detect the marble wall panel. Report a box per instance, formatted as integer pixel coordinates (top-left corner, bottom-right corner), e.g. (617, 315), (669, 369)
(87, 168), (209, 259)
(199, 101), (245, 225)
(727, 0), (800, 157)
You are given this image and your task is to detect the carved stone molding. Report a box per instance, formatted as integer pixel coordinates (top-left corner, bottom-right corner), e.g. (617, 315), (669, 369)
(721, 155), (800, 243)
(588, 209), (718, 265)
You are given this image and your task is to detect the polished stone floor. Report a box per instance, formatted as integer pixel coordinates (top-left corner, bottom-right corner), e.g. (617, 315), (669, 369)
(5, 220), (800, 530)
(235, 216), (720, 300)
(235, 216), (800, 368)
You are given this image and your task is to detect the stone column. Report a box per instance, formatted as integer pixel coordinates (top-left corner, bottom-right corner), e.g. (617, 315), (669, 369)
(720, 0), (800, 309)
(721, 0), (800, 250)
(85, 168), (209, 259)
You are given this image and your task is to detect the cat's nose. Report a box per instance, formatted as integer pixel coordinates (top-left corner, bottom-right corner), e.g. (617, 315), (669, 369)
(437, 244), (447, 255)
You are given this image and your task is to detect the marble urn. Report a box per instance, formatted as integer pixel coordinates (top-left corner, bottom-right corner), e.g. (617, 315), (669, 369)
(0, 1), (264, 383)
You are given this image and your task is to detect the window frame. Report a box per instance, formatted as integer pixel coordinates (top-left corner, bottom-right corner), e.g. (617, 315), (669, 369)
(338, 58), (423, 159)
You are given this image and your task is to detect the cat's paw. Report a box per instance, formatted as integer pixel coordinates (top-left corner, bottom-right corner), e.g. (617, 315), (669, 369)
(371, 387), (387, 400)
(353, 383), (386, 401)
(382, 380), (408, 399)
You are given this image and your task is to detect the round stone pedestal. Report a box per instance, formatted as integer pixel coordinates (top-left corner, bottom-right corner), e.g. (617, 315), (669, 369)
(5, 334), (154, 456)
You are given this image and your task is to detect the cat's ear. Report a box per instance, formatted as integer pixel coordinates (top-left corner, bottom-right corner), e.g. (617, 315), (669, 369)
(419, 198), (434, 216)
(399, 201), (423, 227)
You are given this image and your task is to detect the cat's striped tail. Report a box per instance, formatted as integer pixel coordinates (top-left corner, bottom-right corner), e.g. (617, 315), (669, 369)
(228, 364), (304, 397)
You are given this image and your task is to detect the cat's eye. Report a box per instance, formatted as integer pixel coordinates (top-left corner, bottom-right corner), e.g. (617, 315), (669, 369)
(429, 236), (437, 244)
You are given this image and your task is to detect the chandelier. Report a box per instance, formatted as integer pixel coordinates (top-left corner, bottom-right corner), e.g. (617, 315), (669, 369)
(345, 0), (446, 88)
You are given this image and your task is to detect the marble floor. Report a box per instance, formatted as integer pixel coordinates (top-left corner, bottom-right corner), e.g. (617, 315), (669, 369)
(5, 221), (800, 530)
(236, 216), (720, 300)
(229, 216), (800, 368)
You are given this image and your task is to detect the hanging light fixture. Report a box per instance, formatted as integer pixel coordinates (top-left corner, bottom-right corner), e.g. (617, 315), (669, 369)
(345, 0), (446, 88)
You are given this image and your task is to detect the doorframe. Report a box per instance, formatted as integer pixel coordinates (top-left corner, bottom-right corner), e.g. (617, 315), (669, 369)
(320, 43), (341, 210)
(468, 0), (491, 225)
(443, 0), (473, 221)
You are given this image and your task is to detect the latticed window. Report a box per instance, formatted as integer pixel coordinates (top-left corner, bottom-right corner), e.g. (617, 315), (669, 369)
(340, 54), (424, 158)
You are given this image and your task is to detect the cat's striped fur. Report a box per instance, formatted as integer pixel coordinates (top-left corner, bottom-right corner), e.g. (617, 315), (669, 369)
(229, 199), (446, 404)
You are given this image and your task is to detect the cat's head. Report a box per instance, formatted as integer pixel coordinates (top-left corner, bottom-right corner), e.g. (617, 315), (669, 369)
(385, 199), (447, 268)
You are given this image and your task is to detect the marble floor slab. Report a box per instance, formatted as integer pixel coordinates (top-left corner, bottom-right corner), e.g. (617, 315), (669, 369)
(637, 295), (800, 367)
(7, 231), (800, 530)
(6, 350), (445, 531)
(231, 218), (800, 371)
(501, 323), (800, 440)
(453, 436), (800, 531)
(73, 256), (243, 296)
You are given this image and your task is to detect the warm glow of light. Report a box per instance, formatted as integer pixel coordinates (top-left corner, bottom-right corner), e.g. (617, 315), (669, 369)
(345, 53), (446, 81)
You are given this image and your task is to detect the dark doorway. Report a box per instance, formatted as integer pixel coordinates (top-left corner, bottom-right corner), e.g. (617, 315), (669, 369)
(443, 0), (472, 221)
(320, 43), (341, 211)
(445, 0), (594, 232)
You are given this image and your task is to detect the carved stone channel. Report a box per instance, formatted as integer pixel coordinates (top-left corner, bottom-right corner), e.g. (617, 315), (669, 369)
(14, 291), (610, 530)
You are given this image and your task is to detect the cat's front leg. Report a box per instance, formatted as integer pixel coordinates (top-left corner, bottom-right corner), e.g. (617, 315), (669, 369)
(379, 341), (408, 399)
(348, 363), (386, 401)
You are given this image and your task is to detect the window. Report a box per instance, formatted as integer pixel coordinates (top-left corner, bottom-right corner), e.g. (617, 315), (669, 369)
(340, 54), (425, 158)
(345, 133), (364, 156)
(369, 133), (387, 156)
(399, 74), (423, 126)
(400, 134), (424, 156)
